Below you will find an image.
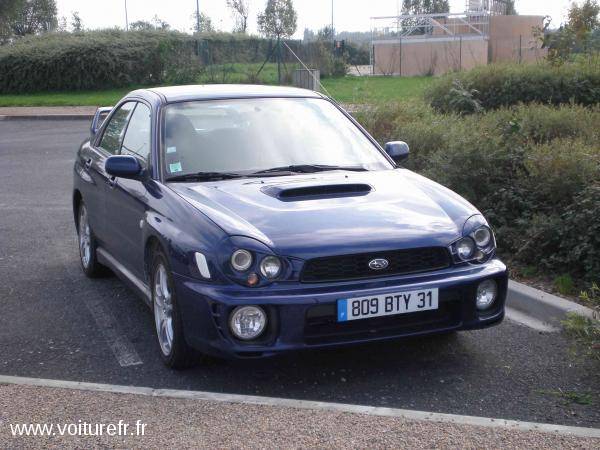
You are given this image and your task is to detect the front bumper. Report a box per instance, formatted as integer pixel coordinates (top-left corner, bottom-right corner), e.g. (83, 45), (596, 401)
(174, 259), (508, 358)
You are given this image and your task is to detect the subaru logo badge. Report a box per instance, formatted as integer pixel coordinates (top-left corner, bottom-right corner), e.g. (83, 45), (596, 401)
(368, 258), (389, 270)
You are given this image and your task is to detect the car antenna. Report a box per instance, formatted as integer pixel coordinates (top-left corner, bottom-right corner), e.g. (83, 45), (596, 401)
(282, 41), (335, 100)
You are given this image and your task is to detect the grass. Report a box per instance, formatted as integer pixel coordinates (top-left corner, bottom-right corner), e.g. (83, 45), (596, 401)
(321, 76), (434, 103)
(562, 313), (600, 360)
(0, 87), (135, 107)
(537, 389), (594, 405)
(0, 69), (435, 107)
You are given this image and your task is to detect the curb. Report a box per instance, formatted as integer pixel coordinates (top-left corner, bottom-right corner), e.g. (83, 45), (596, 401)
(0, 114), (93, 121)
(1, 374), (599, 438)
(507, 280), (598, 328)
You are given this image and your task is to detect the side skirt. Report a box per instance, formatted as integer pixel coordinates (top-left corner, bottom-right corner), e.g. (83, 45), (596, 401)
(97, 247), (152, 309)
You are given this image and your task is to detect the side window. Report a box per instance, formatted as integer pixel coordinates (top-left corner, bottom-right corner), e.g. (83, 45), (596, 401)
(99, 102), (135, 154)
(121, 103), (152, 162)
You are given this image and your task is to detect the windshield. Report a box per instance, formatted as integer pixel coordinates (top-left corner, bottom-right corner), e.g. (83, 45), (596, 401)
(162, 98), (392, 179)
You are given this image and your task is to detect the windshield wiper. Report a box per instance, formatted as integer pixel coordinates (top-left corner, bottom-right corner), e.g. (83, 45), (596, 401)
(166, 172), (245, 182)
(251, 164), (368, 175)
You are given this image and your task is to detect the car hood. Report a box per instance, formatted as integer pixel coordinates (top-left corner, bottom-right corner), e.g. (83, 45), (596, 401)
(169, 169), (479, 260)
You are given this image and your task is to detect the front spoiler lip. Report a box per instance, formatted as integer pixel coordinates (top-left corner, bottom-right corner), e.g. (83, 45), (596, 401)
(209, 309), (505, 359)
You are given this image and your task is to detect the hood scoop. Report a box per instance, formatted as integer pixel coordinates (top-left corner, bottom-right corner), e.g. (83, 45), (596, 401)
(262, 183), (372, 202)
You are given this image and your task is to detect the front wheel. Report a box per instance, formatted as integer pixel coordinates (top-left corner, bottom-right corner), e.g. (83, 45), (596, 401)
(77, 202), (108, 278)
(151, 249), (200, 369)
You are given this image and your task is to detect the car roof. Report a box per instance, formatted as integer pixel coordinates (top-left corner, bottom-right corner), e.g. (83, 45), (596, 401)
(129, 84), (324, 103)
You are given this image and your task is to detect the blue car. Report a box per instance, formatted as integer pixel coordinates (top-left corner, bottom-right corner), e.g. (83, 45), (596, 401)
(73, 85), (507, 368)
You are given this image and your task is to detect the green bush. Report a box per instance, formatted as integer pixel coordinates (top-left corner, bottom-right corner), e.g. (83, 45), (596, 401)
(0, 30), (199, 93)
(358, 102), (600, 280)
(0, 30), (358, 94)
(426, 60), (600, 114)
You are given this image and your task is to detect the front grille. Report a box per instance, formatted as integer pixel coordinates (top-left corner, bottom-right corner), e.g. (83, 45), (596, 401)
(300, 247), (451, 283)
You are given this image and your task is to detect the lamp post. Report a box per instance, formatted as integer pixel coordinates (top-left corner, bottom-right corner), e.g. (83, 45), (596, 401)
(196, 0), (201, 33)
(124, 0), (129, 31)
(331, 0), (334, 51)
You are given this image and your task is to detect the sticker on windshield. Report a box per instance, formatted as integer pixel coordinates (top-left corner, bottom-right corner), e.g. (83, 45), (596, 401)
(169, 162), (183, 173)
(166, 146), (177, 154)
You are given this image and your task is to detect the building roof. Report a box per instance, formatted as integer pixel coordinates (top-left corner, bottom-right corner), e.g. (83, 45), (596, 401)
(132, 84), (322, 103)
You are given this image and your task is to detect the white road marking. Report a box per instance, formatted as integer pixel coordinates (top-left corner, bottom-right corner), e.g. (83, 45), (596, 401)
(82, 294), (143, 367)
(505, 307), (560, 333)
(0, 374), (599, 439)
(35, 210), (144, 368)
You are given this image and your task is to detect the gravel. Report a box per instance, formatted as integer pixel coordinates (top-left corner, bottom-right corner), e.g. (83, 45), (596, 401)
(1, 384), (597, 449)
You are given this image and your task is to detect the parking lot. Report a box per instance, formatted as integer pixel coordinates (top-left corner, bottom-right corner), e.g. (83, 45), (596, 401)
(1, 119), (599, 428)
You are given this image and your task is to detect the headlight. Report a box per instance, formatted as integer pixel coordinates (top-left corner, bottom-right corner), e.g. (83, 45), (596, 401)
(473, 226), (492, 248)
(476, 279), (497, 310)
(231, 249), (252, 272)
(456, 237), (475, 261)
(229, 306), (267, 340)
(260, 256), (282, 279)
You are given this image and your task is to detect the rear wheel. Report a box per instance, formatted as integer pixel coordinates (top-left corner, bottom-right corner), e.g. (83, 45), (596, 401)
(77, 202), (108, 278)
(151, 249), (200, 369)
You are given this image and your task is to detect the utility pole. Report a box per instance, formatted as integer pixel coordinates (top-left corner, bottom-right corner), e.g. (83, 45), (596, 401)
(331, 0), (335, 51)
(196, 0), (201, 33)
(124, 0), (129, 31)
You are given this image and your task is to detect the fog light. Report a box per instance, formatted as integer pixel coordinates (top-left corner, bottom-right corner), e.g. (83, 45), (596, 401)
(229, 306), (267, 340)
(476, 279), (497, 310)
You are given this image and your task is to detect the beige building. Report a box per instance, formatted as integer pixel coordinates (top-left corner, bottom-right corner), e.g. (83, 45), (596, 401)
(371, 14), (546, 76)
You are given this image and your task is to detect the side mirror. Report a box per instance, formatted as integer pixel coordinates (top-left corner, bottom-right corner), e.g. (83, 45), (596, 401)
(90, 106), (113, 139)
(105, 155), (142, 179)
(384, 141), (410, 164)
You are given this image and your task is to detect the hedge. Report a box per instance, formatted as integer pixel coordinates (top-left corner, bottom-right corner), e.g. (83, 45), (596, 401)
(0, 30), (354, 93)
(425, 60), (600, 114)
(355, 101), (600, 280)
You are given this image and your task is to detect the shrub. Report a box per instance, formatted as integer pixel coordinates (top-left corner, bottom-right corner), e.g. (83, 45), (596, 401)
(0, 31), (310, 93)
(426, 60), (600, 114)
(360, 102), (600, 280)
(0, 30), (198, 93)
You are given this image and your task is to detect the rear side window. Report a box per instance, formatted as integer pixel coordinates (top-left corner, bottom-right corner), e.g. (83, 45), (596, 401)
(99, 102), (135, 154)
(121, 103), (151, 162)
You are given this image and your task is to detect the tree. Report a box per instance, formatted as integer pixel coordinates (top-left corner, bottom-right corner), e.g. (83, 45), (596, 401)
(568, 0), (600, 41)
(401, 0), (449, 15)
(130, 16), (170, 31)
(227, 0), (250, 33)
(257, 0), (297, 39)
(317, 25), (334, 41)
(303, 28), (315, 42)
(70, 11), (82, 32)
(9, 0), (58, 37)
(505, 0), (517, 15)
(151, 15), (170, 31)
(401, 0), (449, 35)
(130, 20), (154, 31)
(192, 11), (215, 33)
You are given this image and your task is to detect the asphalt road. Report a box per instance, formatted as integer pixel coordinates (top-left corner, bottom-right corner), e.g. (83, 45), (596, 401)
(1, 120), (598, 428)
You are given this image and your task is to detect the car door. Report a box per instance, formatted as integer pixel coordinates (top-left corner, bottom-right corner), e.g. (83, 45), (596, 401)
(103, 101), (153, 279)
(86, 101), (136, 243)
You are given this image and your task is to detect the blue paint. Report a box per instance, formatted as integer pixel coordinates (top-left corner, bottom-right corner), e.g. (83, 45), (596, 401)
(73, 85), (508, 360)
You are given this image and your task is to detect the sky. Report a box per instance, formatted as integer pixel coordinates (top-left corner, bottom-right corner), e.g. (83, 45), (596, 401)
(55, 1), (573, 37)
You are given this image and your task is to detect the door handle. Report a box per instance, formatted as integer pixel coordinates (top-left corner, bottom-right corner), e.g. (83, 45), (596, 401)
(107, 176), (117, 188)
(84, 158), (92, 169)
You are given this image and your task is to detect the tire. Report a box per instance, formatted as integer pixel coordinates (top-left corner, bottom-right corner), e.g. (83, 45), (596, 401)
(150, 248), (200, 369)
(77, 202), (109, 278)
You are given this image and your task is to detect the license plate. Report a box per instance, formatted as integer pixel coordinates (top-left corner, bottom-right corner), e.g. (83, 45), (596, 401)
(337, 288), (438, 322)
